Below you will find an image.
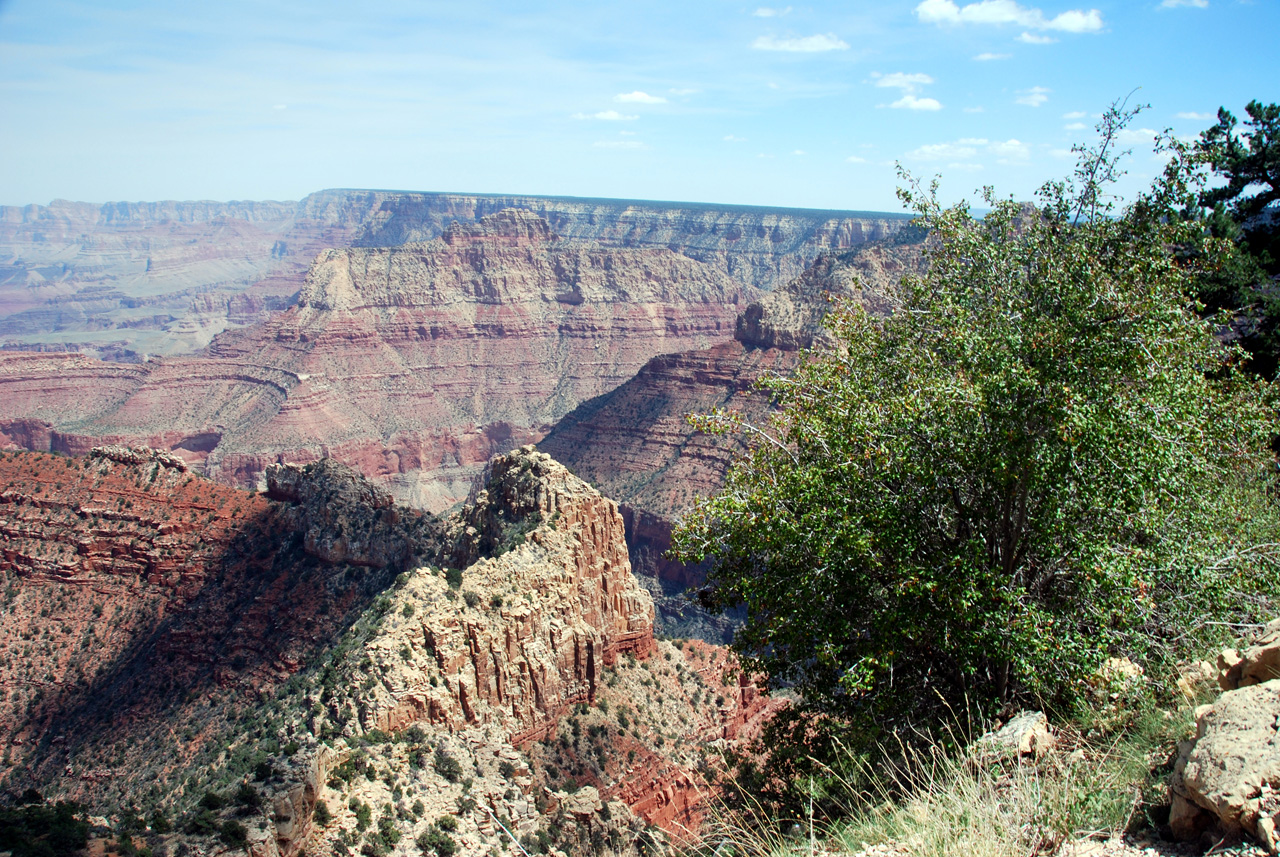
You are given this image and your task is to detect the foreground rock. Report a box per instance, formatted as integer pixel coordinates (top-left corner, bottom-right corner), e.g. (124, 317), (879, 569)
(1170, 620), (1280, 853)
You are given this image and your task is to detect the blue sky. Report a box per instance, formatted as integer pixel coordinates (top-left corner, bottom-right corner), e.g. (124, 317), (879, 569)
(0, 0), (1275, 212)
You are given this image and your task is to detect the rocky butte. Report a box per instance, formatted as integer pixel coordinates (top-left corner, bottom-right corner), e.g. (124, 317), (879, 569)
(0, 445), (780, 856)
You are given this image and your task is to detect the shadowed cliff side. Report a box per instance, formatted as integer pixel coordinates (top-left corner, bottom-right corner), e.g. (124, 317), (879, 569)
(0, 448), (443, 810)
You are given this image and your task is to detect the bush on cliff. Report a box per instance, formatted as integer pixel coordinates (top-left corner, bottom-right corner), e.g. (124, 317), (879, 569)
(673, 101), (1280, 810)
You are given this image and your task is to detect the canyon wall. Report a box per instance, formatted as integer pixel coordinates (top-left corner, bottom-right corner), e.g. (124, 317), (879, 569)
(351, 191), (912, 291)
(0, 189), (909, 363)
(0, 446), (779, 856)
(0, 209), (751, 510)
(539, 235), (928, 637)
(0, 190), (395, 359)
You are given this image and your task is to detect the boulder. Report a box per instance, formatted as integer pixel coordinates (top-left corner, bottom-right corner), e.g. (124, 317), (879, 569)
(971, 710), (1056, 763)
(1169, 678), (1280, 852)
(1218, 619), (1280, 691)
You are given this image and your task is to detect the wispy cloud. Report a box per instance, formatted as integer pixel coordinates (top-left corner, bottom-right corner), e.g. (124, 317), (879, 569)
(873, 71), (942, 111)
(974, 52), (1011, 60)
(724, 134), (747, 142)
(906, 136), (1028, 164)
(1064, 122), (1086, 130)
(752, 33), (849, 52)
(574, 110), (639, 121)
(1177, 111), (1214, 120)
(792, 149), (806, 155)
(908, 138), (986, 161)
(1161, 0), (1207, 7)
(1062, 110), (1087, 119)
(892, 95), (943, 111)
(1016, 86), (1050, 107)
(915, 0), (1103, 32)
(752, 6), (792, 16)
(614, 91), (666, 104)
(1017, 32), (1057, 43)
(846, 154), (867, 163)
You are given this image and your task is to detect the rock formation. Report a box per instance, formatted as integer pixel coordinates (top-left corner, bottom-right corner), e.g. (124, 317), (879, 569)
(0, 190), (909, 363)
(540, 234), (927, 637)
(0, 209), (753, 509)
(0, 191), (394, 359)
(0, 447), (442, 810)
(0, 445), (781, 856)
(1170, 619), (1280, 853)
(350, 191), (914, 292)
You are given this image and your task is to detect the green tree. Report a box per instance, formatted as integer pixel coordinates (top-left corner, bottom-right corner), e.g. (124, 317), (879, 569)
(673, 103), (1279, 764)
(1191, 100), (1280, 376)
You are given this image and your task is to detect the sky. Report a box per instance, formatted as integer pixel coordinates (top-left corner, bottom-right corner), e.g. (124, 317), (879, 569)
(1, 0), (1275, 213)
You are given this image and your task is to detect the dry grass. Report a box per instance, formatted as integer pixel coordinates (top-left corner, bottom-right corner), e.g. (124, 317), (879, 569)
(687, 701), (1196, 857)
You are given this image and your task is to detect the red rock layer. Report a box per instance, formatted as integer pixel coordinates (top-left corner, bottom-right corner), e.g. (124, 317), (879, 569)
(0, 447), (438, 802)
(0, 210), (751, 511)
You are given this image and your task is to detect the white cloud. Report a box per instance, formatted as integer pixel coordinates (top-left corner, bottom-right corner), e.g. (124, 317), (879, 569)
(574, 110), (638, 121)
(974, 52), (1011, 60)
(724, 134), (747, 142)
(669, 88), (699, 96)
(963, 106), (986, 113)
(792, 150), (807, 155)
(907, 137), (1029, 165)
(273, 104), (287, 110)
(908, 141), (982, 161)
(846, 155), (867, 163)
(1064, 121), (1086, 130)
(1017, 32), (1057, 43)
(875, 72), (935, 90)
(614, 91), (666, 104)
(1177, 111), (1214, 120)
(1161, 0), (1207, 7)
(752, 33), (849, 51)
(1116, 127), (1161, 145)
(1062, 110), (1086, 119)
(1016, 86), (1050, 107)
(752, 6), (792, 16)
(892, 95), (943, 111)
(989, 138), (1030, 159)
(915, 0), (1103, 32)
(593, 140), (646, 149)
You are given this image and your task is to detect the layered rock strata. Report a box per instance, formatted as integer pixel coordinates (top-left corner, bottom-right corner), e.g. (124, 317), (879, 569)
(0, 448), (442, 809)
(0, 191), (394, 358)
(0, 189), (910, 362)
(1, 445), (781, 856)
(540, 235), (927, 637)
(351, 191), (914, 291)
(0, 209), (751, 509)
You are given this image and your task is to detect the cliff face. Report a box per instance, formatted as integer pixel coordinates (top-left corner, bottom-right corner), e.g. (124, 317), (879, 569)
(0, 210), (751, 510)
(351, 191), (913, 292)
(0, 191), (393, 359)
(0, 445), (780, 857)
(0, 189), (910, 364)
(0, 448), (442, 811)
(540, 235), (928, 638)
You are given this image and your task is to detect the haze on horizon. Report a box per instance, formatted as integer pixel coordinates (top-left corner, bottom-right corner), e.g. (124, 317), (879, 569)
(1, 0), (1275, 213)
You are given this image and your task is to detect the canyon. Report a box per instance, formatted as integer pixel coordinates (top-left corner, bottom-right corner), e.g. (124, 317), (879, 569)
(0, 190), (909, 361)
(539, 233), (927, 636)
(0, 445), (779, 856)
